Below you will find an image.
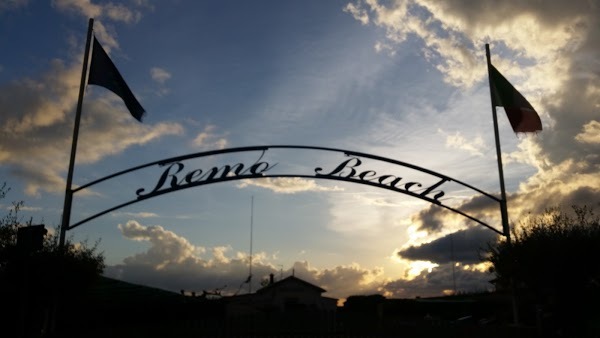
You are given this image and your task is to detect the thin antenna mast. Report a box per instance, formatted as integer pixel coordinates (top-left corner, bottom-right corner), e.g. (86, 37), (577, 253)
(450, 233), (457, 295)
(248, 196), (254, 293)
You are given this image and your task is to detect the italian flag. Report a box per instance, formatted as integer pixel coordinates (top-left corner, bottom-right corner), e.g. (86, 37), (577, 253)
(490, 64), (542, 133)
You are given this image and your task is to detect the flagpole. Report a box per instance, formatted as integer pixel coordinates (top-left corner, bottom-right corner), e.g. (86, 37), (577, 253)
(485, 44), (511, 243)
(485, 43), (519, 326)
(59, 18), (94, 248)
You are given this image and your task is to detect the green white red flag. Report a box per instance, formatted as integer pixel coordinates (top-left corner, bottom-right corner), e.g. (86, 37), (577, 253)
(490, 64), (542, 133)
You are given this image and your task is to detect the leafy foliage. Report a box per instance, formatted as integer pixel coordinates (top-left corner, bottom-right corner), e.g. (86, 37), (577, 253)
(485, 206), (600, 335)
(0, 183), (105, 335)
(486, 206), (599, 293)
(0, 183), (105, 284)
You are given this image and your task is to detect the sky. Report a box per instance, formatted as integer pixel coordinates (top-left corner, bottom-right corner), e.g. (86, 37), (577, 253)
(1, 0), (599, 301)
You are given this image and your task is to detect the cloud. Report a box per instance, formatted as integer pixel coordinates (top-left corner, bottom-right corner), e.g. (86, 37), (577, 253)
(77, 96), (185, 164)
(575, 120), (600, 144)
(52, 0), (102, 18)
(237, 177), (344, 194)
(439, 129), (486, 156)
(0, 0), (178, 198)
(345, 0), (600, 163)
(150, 67), (171, 84)
(105, 220), (389, 299)
(348, 0), (591, 89)
(409, 159), (600, 236)
(325, 192), (418, 236)
(52, 0), (148, 55)
(111, 211), (159, 218)
(343, 2), (369, 25)
(0, 59), (184, 196)
(383, 262), (492, 298)
(2, 204), (42, 212)
(104, 2), (142, 23)
(373, 41), (396, 56)
(52, 0), (141, 23)
(17, 205), (43, 212)
(397, 226), (499, 264)
(347, 0), (600, 237)
(118, 221), (200, 262)
(290, 261), (384, 298)
(191, 125), (228, 149)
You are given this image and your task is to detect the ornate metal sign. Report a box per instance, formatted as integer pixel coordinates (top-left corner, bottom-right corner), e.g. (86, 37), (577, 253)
(69, 145), (503, 235)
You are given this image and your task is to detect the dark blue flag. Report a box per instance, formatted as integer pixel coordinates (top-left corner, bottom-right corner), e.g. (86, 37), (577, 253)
(88, 36), (145, 122)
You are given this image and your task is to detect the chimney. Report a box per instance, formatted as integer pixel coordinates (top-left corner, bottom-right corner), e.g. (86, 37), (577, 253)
(269, 273), (274, 285)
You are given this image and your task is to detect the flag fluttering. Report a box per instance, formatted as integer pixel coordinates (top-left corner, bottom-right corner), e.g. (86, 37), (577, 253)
(490, 65), (542, 133)
(88, 36), (145, 122)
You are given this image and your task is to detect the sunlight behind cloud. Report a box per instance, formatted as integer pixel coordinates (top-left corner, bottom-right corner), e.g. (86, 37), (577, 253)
(237, 177), (343, 194)
(1, 0), (598, 302)
(405, 260), (439, 279)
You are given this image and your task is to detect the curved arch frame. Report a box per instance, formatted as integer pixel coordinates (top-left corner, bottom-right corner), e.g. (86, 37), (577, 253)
(67, 145), (504, 236)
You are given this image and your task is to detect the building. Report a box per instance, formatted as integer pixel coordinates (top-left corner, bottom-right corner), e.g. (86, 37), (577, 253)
(223, 274), (338, 334)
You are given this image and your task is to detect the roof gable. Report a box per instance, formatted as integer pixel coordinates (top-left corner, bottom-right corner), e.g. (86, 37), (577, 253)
(257, 276), (326, 294)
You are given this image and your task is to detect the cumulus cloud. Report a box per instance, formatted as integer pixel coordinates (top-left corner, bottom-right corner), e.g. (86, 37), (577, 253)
(118, 221), (200, 263)
(192, 124), (228, 149)
(575, 120), (600, 144)
(346, 0), (600, 237)
(290, 261), (384, 298)
(105, 220), (390, 299)
(345, 0), (599, 153)
(0, 59), (183, 196)
(237, 177), (344, 194)
(0, 1), (178, 196)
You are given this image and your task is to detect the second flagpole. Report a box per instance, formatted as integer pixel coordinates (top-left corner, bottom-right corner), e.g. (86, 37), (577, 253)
(485, 43), (519, 326)
(485, 43), (511, 244)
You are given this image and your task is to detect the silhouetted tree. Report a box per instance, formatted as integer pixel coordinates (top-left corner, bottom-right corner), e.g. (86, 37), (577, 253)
(485, 206), (600, 336)
(0, 183), (105, 336)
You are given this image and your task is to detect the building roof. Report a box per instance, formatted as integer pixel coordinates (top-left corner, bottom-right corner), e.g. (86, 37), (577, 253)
(256, 275), (327, 294)
(85, 276), (184, 305)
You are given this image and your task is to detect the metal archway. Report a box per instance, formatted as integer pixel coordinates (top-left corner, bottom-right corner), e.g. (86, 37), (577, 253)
(65, 145), (505, 237)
